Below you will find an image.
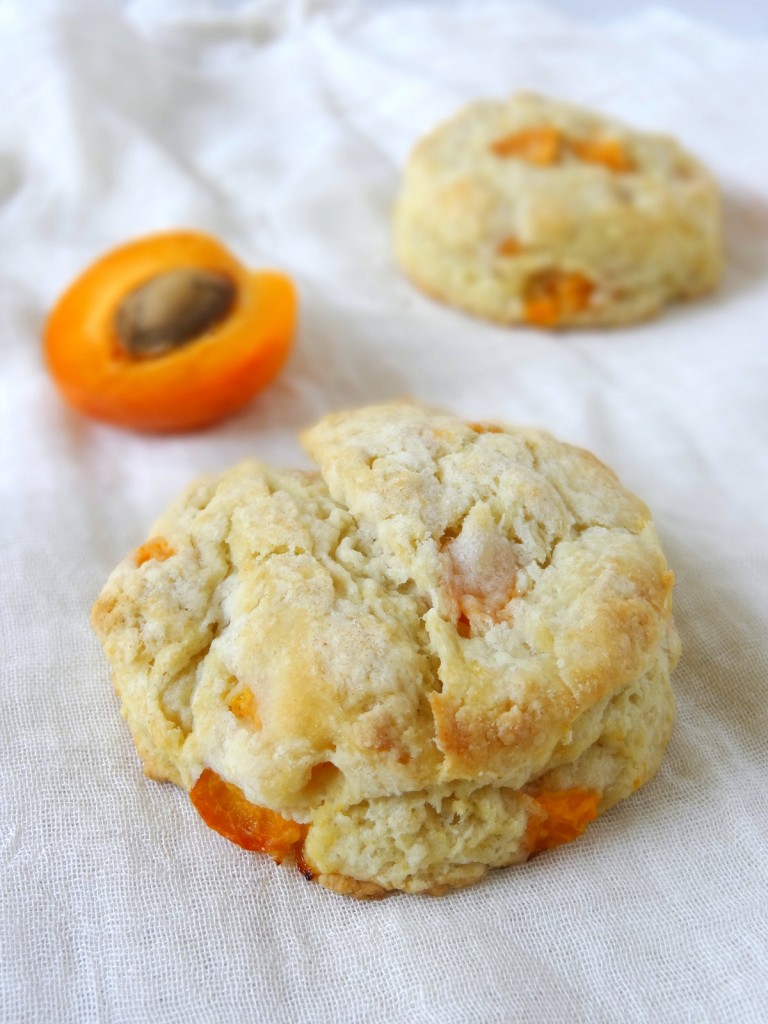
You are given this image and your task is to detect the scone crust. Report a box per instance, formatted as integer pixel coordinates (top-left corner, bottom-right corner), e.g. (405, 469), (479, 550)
(393, 92), (722, 327)
(93, 403), (679, 895)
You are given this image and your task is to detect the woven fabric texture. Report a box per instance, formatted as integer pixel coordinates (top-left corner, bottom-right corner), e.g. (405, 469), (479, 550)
(1, 1), (767, 1021)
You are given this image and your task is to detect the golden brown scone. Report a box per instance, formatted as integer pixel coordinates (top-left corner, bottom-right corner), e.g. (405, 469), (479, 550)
(394, 92), (722, 327)
(92, 403), (679, 897)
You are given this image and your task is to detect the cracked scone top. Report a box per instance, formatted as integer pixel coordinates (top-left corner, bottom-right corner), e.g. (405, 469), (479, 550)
(92, 403), (679, 897)
(394, 92), (722, 327)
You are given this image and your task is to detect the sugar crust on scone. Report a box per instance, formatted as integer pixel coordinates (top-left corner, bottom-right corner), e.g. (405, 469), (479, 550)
(393, 92), (722, 327)
(92, 403), (679, 896)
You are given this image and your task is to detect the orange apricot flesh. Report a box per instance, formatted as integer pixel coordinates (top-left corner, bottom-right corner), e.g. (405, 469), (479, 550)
(44, 230), (297, 433)
(526, 788), (600, 855)
(190, 768), (306, 864)
(523, 269), (595, 328)
(496, 236), (522, 257)
(490, 125), (633, 175)
(228, 687), (262, 729)
(134, 537), (175, 567)
(571, 137), (634, 172)
(490, 126), (562, 165)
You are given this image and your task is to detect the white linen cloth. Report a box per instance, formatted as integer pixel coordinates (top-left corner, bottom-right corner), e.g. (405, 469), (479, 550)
(1, 1), (767, 1021)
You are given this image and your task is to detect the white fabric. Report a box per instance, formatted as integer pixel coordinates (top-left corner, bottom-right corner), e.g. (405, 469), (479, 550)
(2, 2), (767, 1021)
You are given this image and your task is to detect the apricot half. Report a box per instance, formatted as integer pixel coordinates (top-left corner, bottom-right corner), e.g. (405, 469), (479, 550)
(44, 230), (297, 432)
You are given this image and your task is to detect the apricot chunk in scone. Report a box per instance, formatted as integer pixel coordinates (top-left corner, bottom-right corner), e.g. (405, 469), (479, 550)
(44, 230), (296, 432)
(190, 768), (306, 864)
(133, 537), (174, 567)
(571, 137), (634, 173)
(526, 788), (600, 855)
(523, 269), (595, 327)
(490, 126), (563, 165)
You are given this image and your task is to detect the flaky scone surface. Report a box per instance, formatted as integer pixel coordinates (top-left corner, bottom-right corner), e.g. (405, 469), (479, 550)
(93, 403), (679, 896)
(394, 92), (721, 327)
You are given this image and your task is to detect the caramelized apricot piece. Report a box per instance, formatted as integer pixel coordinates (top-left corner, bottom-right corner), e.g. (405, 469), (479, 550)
(467, 422), (503, 434)
(523, 269), (595, 327)
(496, 236), (522, 257)
(526, 788), (599, 855)
(190, 768), (306, 863)
(571, 137), (634, 173)
(228, 687), (262, 729)
(134, 537), (174, 567)
(490, 126), (562, 166)
(44, 231), (297, 432)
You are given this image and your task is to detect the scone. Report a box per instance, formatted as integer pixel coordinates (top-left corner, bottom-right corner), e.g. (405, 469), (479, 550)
(394, 92), (722, 327)
(92, 403), (679, 897)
